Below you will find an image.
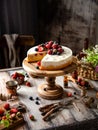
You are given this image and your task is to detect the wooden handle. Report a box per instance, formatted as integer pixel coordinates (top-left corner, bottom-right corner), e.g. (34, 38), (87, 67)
(39, 103), (54, 112)
(43, 108), (55, 121)
(41, 104), (58, 116)
(43, 106), (60, 121)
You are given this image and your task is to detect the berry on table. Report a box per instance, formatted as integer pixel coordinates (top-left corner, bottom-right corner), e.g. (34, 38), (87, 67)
(67, 92), (72, 97)
(25, 81), (31, 87)
(29, 114), (35, 121)
(29, 96), (34, 101)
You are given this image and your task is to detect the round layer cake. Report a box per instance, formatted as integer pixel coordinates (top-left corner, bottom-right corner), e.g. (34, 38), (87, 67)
(27, 41), (73, 70)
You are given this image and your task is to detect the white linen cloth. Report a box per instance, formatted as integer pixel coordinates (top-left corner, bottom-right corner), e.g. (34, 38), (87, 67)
(3, 34), (19, 67)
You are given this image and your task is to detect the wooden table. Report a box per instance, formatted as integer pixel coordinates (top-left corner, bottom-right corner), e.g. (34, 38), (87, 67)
(0, 67), (98, 130)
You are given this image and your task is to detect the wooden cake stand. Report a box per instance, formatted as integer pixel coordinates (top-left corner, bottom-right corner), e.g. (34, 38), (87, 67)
(23, 58), (77, 100)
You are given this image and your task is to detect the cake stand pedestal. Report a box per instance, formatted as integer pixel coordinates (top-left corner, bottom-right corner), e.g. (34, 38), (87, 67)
(23, 57), (77, 100)
(38, 76), (63, 99)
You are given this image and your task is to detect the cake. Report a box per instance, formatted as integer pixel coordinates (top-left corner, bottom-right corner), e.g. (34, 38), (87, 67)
(27, 41), (73, 70)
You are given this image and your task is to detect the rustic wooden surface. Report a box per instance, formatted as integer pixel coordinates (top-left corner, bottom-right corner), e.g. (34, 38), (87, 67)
(0, 67), (98, 130)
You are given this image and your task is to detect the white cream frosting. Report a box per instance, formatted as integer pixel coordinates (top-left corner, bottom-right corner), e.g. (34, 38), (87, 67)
(41, 46), (72, 67)
(27, 46), (38, 55)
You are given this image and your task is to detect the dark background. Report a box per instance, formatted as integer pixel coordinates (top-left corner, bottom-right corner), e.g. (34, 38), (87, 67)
(0, 0), (98, 68)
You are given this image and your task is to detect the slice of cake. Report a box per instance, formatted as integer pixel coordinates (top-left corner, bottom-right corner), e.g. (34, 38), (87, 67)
(27, 41), (73, 70)
(27, 46), (47, 62)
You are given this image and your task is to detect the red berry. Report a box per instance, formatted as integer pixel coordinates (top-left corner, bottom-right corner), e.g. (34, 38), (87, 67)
(29, 114), (35, 121)
(48, 41), (53, 46)
(2, 116), (6, 120)
(26, 81), (31, 87)
(45, 43), (51, 49)
(3, 103), (10, 110)
(11, 72), (18, 79)
(47, 49), (52, 55)
(80, 80), (86, 86)
(38, 47), (44, 52)
(0, 109), (4, 116)
(67, 92), (72, 97)
(37, 61), (41, 66)
(52, 43), (58, 49)
(58, 47), (63, 53)
(77, 77), (82, 83)
(10, 108), (18, 113)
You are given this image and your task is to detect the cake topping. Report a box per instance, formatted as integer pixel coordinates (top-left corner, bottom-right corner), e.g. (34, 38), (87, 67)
(35, 41), (64, 55)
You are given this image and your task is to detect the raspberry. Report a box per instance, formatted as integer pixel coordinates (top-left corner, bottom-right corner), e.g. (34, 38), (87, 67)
(11, 72), (18, 79)
(52, 43), (58, 49)
(47, 49), (52, 55)
(48, 41), (53, 46)
(25, 81), (31, 87)
(58, 47), (63, 53)
(38, 47), (44, 52)
(45, 43), (51, 49)
(67, 92), (72, 97)
(37, 61), (41, 66)
(10, 108), (18, 113)
(3, 103), (10, 110)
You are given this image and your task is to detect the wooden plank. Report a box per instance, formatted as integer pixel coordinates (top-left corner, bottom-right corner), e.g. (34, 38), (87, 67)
(1, 68), (98, 130)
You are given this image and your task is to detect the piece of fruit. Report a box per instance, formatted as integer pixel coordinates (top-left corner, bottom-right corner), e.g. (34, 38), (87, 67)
(11, 72), (18, 79)
(52, 43), (58, 49)
(80, 80), (86, 86)
(58, 47), (63, 53)
(29, 114), (35, 121)
(47, 49), (52, 55)
(48, 41), (53, 46)
(2, 116), (6, 120)
(45, 43), (51, 49)
(37, 61), (41, 66)
(38, 47), (44, 52)
(25, 81), (31, 87)
(10, 108), (18, 113)
(67, 92), (72, 97)
(3, 103), (10, 110)
(10, 113), (16, 120)
(0, 108), (4, 116)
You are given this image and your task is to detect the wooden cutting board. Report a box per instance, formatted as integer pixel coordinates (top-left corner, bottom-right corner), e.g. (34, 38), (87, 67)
(0, 102), (24, 130)
(0, 118), (24, 130)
